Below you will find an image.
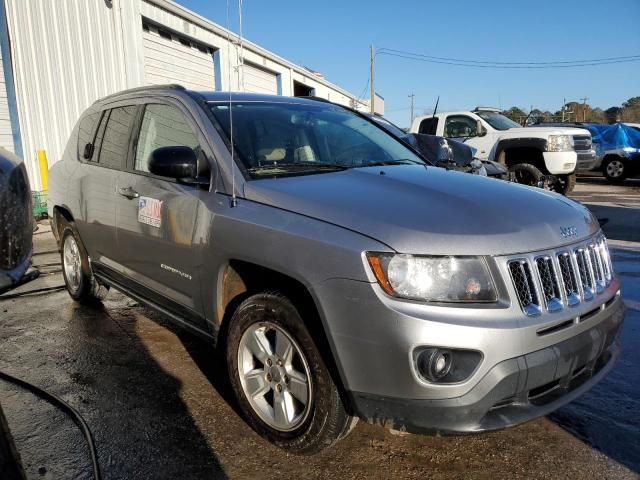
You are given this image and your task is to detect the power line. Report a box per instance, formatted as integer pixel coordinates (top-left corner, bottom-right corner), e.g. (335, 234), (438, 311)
(376, 48), (640, 69)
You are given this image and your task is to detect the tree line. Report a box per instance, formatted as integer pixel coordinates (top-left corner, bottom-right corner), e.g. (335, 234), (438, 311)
(502, 96), (640, 125)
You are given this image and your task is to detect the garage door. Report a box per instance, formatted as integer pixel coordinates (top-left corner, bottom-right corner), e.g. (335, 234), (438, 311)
(142, 22), (215, 91)
(242, 63), (279, 95)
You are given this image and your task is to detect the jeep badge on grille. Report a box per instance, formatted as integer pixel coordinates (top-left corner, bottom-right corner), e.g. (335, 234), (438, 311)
(560, 226), (578, 238)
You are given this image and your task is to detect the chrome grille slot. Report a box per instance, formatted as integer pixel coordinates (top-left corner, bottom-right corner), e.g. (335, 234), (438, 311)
(588, 243), (605, 293)
(597, 237), (612, 284)
(508, 260), (541, 316)
(557, 253), (580, 307)
(574, 248), (594, 300)
(535, 256), (563, 312)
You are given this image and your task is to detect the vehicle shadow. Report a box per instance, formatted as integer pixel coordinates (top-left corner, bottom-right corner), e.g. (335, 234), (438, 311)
(65, 301), (228, 479)
(547, 205), (640, 473)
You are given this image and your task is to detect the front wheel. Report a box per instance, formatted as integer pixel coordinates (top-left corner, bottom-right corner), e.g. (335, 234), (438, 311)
(226, 292), (356, 454)
(603, 157), (627, 183)
(550, 173), (577, 195)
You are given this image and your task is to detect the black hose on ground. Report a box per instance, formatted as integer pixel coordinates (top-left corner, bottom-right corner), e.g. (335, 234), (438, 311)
(0, 370), (102, 480)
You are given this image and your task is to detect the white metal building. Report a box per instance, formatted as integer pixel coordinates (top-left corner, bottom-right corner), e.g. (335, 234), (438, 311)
(0, 0), (379, 190)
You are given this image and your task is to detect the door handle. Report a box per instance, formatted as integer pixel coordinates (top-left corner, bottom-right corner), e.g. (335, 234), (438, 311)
(118, 186), (139, 199)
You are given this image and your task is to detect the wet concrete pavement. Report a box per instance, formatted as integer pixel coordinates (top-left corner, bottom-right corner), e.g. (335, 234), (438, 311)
(0, 178), (639, 479)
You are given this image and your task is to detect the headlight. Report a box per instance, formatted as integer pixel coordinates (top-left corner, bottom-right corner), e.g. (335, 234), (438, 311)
(547, 135), (573, 152)
(366, 253), (497, 303)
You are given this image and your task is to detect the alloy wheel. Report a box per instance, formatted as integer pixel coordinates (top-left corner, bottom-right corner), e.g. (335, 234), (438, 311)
(238, 322), (312, 432)
(606, 160), (624, 178)
(63, 234), (82, 293)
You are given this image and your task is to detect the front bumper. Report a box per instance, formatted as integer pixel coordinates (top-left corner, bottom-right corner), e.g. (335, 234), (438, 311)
(350, 297), (623, 434)
(543, 151), (577, 174)
(575, 149), (597, 172)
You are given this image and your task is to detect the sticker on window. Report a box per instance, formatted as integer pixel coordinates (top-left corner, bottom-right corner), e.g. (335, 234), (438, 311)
(138, 196), (163, 227)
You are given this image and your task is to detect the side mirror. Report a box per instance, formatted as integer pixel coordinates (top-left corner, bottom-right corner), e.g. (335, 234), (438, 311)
(477, 121), (487, 137)
(148, 146), (198, 180)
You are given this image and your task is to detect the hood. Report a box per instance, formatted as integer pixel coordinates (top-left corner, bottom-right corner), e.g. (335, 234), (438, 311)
(243, 166), (598, 256)
(506, 126), (591, 137)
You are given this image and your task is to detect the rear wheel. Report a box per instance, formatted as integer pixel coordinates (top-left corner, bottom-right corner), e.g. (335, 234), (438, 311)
(603, 157), (627, 183)
(226, 292), (355, 454)
(60, 223), (108, 303)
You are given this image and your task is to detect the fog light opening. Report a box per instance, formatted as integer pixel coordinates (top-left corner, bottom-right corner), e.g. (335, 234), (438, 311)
(417, 348), (453, 382)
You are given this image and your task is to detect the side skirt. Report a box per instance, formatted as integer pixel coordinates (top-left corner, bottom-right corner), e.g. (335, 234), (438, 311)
(93, 262), (216, 342)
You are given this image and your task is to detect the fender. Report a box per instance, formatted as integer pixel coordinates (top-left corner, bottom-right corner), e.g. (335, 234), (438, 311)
(492, 137), (548, 163)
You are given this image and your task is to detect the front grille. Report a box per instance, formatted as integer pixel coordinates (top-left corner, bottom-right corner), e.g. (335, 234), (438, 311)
(508, 235), (613, 316)
(572, 135), (592, 151)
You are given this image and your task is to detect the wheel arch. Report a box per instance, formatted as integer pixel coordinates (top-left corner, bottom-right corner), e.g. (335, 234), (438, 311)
(52, 205), (74, 243)
(494, 138), (547, 171)
(216, 259), (354, 412)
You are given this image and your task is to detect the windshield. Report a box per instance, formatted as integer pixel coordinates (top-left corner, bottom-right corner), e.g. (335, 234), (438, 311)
(476, 111), (521, 130)
(208, 101), (425, 178)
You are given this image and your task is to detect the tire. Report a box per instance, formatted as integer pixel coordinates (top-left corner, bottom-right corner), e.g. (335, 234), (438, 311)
(550, 173), (577, 195)
(226, 292), (355, 454)
(60, 221), (109, 303)
(509, 163), (545, 187)
(602, 157), (628, 183)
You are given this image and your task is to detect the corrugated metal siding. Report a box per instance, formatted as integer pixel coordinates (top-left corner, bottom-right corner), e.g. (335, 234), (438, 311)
(5, 0), (130, 189)
(0, 45), (12, 152)
(142, 24), (215, 90)
(242, 63), (278, 95)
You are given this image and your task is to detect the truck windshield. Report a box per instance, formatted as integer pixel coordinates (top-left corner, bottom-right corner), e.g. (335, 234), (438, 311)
(208, 101), (425, 178)
(476, 111), (521, 131)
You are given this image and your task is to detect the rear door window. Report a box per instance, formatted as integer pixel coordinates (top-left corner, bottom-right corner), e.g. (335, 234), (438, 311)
(97, 106), (137, 169)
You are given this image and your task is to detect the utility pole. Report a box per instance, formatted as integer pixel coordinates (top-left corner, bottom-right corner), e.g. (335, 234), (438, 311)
(580, 96), (589, 122)
(370, 44), (375, 114)
(561, 98), (566, 122)
(408, 93), (415, 126)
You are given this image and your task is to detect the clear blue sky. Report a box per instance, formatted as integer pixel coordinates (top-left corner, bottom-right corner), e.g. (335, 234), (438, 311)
(179, 0), (640, 127)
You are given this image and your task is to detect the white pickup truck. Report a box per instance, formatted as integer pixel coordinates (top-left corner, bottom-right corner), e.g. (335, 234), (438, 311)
(410, 107), (592, 194)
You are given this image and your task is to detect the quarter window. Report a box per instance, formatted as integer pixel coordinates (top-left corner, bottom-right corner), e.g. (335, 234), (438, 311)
(134, 104), (200, 173)
(98, 106), (137, 169)
(77, 112), (102, 160)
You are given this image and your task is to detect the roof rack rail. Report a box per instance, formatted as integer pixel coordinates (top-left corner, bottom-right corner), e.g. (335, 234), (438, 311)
(96, 84), (186, 103)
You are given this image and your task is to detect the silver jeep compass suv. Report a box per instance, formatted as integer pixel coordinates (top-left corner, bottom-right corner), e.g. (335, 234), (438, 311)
(48, 85), (624, 454)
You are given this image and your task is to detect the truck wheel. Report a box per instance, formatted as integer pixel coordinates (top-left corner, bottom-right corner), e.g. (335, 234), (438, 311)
(60, 223), (109, 303)
(226, 292), (355, 454)
(509, 163), (544, 187)
(603, 157), (627, 183)
(551, 173), (576, 195)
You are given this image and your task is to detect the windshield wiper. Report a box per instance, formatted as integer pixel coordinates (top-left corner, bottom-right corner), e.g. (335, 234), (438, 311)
(362, 159), (425, 167)
(247, 163), (349, 174)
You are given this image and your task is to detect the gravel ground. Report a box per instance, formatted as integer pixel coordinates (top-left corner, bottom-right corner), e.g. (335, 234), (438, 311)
(0, 177), (638, 479)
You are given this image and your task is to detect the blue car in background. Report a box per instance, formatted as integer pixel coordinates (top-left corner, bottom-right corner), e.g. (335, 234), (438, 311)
(581, 123), (640, 183)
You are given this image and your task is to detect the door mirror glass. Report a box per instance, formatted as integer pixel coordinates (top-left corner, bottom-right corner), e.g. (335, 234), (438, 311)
(148, 146), (198, 179)
(477, 120), (487, 137)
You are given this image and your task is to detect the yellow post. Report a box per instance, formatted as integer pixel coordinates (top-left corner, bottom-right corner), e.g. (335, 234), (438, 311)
(37, 150), (48, 191)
